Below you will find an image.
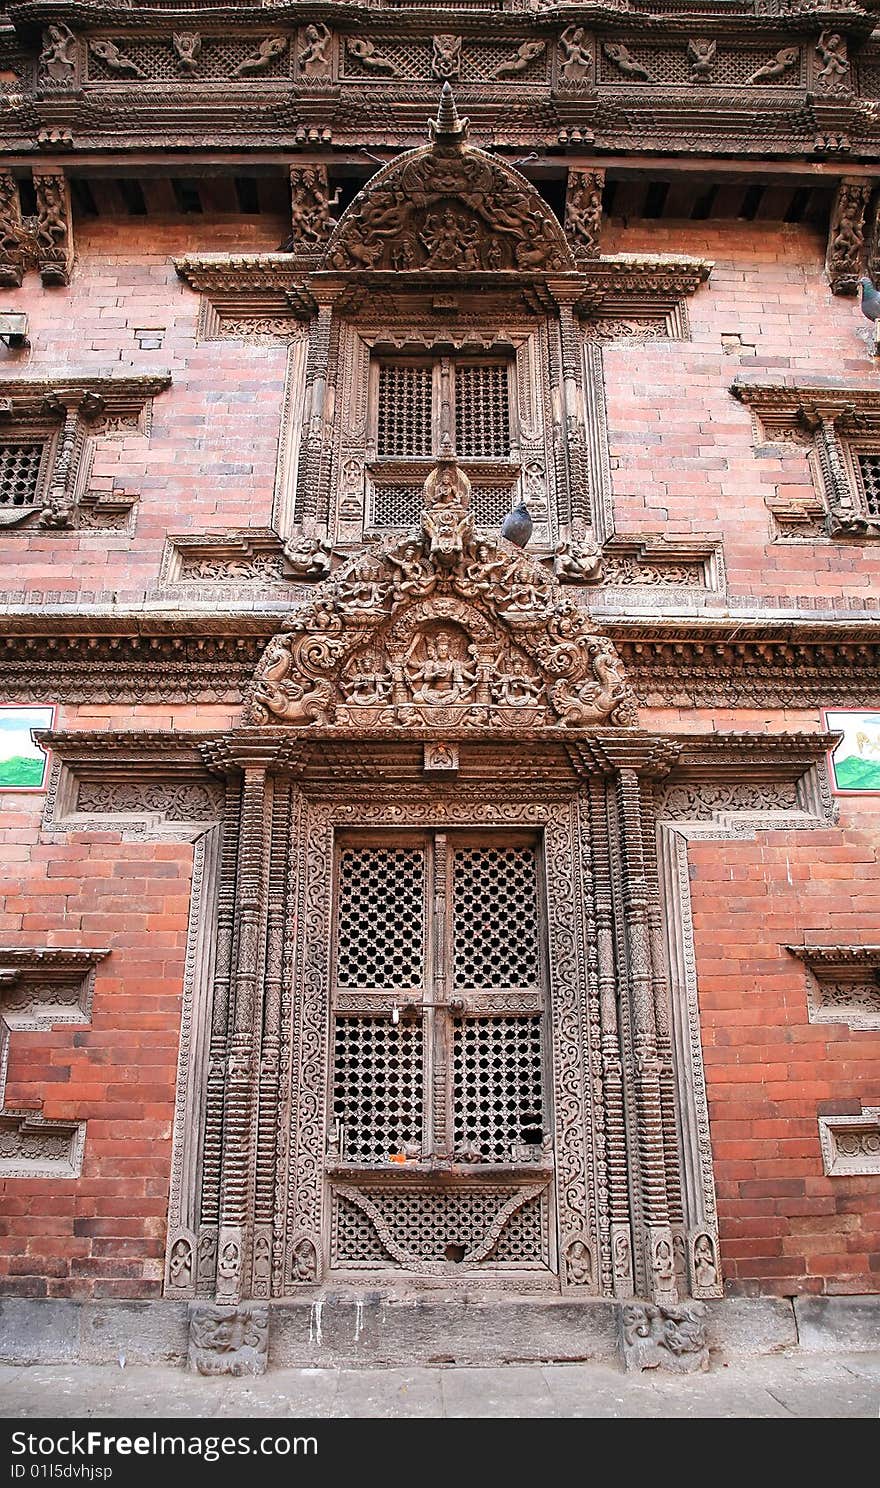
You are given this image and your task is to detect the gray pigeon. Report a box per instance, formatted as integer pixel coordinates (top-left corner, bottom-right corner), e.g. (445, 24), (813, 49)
(501, 502), (533, 548)
(859, 276), (880, 322)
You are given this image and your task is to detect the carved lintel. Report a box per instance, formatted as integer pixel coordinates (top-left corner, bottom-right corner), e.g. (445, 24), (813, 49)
(620, 1300), (709, 1374)
(826, 179), (873, 295)
(188, 1302), (268, 1376)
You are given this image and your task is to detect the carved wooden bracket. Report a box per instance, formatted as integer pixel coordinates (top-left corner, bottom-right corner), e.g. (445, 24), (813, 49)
(0, 171), (74, 287)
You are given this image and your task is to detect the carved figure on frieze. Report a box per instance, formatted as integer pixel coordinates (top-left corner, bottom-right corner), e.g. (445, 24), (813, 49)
(244, 459), (636, 732)
(603, 42), (653, 82)
(33, 175), (74, 286)
(282, 532), (333, 580)
(565, 170), (604, 259)
(492, 41), (546, 80)
(565, 1238), (594, 1287)
(748, 46), (799, 85)
(88, 40), (145, 79)
(687, 39), (716, 82)
(188, 1304), (269, 1377)
(298, 24), (333, 81)
(815, 32), (849, 95)
(691, 1232), (720, 1295)
(621, 1301), (709, 1374)
(40, 24), (77, 87)
(558, 28), (593, 89)
(432, 35), (461, 81)
(0, 175), (31, 287)
(173, 33), (202, 74)
(321, 86), (574, 275)
(347, 38), (399, 77)
(232, 36), (288, 79)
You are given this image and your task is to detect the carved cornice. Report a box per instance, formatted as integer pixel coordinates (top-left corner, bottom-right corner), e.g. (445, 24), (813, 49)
(0, 371), (172, 418)
(785, 943), (880, 968)
(0, 946), (109, 973)
(731, 379), (880, 436)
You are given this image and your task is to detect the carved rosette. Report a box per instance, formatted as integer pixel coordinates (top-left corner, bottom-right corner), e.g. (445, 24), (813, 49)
(244, 462), (636, 732)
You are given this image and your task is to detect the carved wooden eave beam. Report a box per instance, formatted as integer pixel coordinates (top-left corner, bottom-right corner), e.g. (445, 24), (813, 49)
(731, 378), (880, 436)
(0, 370), (172, 419)
(785, 944), (880, 969)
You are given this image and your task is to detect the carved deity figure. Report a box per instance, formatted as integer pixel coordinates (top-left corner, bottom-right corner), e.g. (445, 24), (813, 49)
(172, 33), (202, 73)
(558, 27), (592, 87)
(406, 629), (476, 704)
(282, 531), (333, 579)
(422, 462), (472, 566)
(815, 32), (848, 93)
(40, 24), (77, 84)
(565, 1239), (593, 1286)
(493, 41), (545, 79)
(299, 24), (332, 80)
(554, 533), (603, 583)
(492, 652), (541, 706)
(168, 1237), (193, 1288)
(34, 177), (69, 252)
(687, 39), (716, 81)
(419, 207), (480, 270)
(432, 35), (461, 81)
(289, 167), (340, 248)
(693, 1234), (718, 1290)
(88, 38), (146, 79)
(337, 558), (389, 612)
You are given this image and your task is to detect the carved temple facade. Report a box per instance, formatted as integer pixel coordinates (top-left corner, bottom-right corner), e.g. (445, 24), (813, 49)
(1, 1), (879, 1370)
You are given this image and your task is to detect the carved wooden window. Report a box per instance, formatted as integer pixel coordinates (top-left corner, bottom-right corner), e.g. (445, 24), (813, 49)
(0, 435), (52, 511)
(372, 355), (515, 464)
(851, 448), (880, 522)
(329, 831), (549, 1170)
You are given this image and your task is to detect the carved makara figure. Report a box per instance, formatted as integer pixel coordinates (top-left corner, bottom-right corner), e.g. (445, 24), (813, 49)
(173, 33), (202, 73)
(747, 46), (799, 85)
(558, 27), (593, 87)
(232, 36), (288, 79)
(347, 38), (399, 77)
(603, 42), (653, 82)
(298, 24), (332, 80)
(88, 39), (146, 79)
(432, 35), (462, 81)
(493, 41), (546, 79)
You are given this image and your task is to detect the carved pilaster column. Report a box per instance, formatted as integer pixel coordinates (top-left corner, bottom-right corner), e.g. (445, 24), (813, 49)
(565, 169), (604, 259)
(826, 178), (873, 295)
(615, 765), (676, 1303)
(296, 295), (335, 526)
(800, 406), (861, 533)
(33, 172), (74, 286)
(555, 292), (590, 526)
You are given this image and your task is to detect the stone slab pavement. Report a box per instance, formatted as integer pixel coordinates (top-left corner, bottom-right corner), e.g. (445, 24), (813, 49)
(0, 1353), (878, 1418)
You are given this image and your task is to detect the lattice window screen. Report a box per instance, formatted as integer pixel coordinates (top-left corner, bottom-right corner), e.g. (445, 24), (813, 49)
(453, 846), (541, 989)
(371, 480), (515, 530)
(376, 365), (433, 459)
(856, 451), (880, 519)
(0, 442), (45, 506)
(332, 1187), (547, 1264)
(336, 846), (425, 987)
(455, 364), (511, 459)
(333, 1017), (423, 1163)
(452, 1015), (544, 1162)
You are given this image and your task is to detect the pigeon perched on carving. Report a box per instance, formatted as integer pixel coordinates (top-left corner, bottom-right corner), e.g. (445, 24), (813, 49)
(859, 276), (880, 322)
(501, 502), (533, 548)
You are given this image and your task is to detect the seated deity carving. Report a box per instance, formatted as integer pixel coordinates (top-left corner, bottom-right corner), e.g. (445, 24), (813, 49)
(336, 558), (390, 613)
(405, 628), (477, 704)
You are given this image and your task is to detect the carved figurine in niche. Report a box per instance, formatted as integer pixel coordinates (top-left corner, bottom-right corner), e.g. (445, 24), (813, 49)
(493, 40), (546, 79)
(291, 1239), (317, 1284)
(299, 24), (332, 80)
(693, 1234), (718, 1291)
(232, 36), (289, 79)
(559, 27), (593, 87)
(565, 1239), (593, 1286)
(173, 33), (202, 72)
(652, 1236), (675, 1286)
(405, 627), (476, 704)
(815, 32), (848, 93)
(432, 35), (461, 81)
(168, 1237), (193, 1290)
(347, 38), (399, 77)
(496, 558), (546, 617)
(422, 462), (472, 566)
(342, 659), (393, 707)
(40, 24), (77, 84)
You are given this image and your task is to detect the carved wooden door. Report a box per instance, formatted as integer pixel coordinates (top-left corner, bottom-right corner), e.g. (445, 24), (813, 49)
(325, 829), (557, 1281)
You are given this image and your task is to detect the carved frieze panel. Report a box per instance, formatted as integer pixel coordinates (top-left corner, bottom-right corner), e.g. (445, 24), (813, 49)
(0, 947), (108, 1179)
(85, 34), (292, 84)
(786, 944), (880, 1031)
(598, 39), (805, 88)
(818, 1108), (880, 1176)
(339, 36), (549, 86)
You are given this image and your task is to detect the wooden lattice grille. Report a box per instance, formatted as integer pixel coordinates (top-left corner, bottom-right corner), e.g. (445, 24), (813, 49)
(329, 831), (550, 1269)
(0, 441), (46, 507)
(855, 451), (880, 520)
(370, 480), (516, 531)
(373, 356), (514, 463)
(376, 365), (433, 460)
(454, 364), (511, 459)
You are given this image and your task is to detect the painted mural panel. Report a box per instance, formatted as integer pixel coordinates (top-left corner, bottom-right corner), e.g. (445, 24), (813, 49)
(825, 709), (880, 794)
(0, 704), (55, 791)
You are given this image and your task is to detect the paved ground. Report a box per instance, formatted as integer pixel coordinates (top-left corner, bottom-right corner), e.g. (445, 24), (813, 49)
(1, 1352), (879, 1418)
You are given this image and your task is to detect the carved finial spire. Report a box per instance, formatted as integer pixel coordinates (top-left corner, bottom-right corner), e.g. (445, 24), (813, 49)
(429, 82), (469, 151)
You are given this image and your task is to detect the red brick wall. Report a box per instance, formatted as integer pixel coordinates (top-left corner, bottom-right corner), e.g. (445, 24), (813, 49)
(689, 796), (880, 1296)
